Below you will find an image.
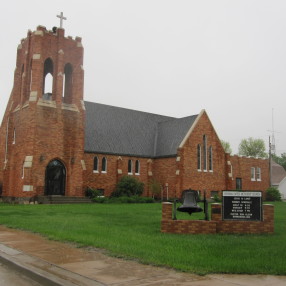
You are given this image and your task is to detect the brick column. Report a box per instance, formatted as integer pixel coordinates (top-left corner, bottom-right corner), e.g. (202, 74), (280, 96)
(211, 203), (222, 221)
(263, 204), (274, 233)
(162, 202), (173, 220)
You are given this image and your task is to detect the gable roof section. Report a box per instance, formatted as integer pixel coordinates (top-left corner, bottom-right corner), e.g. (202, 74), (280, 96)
(84, 101), (198, 158)
(155, 115), (198, 157)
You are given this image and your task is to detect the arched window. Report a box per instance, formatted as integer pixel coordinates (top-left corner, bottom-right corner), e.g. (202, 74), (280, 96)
(20, 64), (24, 102)
(203, 135), (207, 171)
(43, 58), (53, 100)
(128, 159), (133, 174)
(93, 156), (98, 172)
(29, 59), (33, 92)
(197, 144), (201, 170)
(209, 146), (213, 171)
(101, 157), (107, 173)
(135, 160), (140, 175)
(12, 128), (16, 144)
(63, 63), (73, 104)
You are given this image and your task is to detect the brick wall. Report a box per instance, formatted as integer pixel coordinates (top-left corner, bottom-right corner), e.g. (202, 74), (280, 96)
(228, 155), (269, 195)
(161, 202), (274, 234)
(161, 202), (217, 234)
(178, 112), (228, 197)
(153, 157), (177, 198)
(83, 153), (153, 196)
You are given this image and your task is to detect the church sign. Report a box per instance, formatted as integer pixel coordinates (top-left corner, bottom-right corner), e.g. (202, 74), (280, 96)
(222, 191), (262, 221)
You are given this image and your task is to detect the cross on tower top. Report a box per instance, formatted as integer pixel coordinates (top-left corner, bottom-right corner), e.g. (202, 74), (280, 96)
(57, 12), (67, 28)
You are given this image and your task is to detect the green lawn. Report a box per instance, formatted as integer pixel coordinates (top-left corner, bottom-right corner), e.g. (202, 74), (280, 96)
(0, 202), (285, 275)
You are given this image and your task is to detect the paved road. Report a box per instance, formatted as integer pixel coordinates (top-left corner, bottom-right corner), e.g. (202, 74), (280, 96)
(0, 261), (42, 286)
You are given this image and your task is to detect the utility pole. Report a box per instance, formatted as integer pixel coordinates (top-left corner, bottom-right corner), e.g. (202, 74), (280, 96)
(269, 136), (272, 187)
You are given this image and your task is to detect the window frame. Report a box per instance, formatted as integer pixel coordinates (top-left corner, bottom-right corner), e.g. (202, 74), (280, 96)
(208, 146), (213, 171)
(197, 144), (201, 171)
(256, 167), (261, 181)
(251, 167), (256, 181)
(135, 160), (140, 175)
(93, 156), (99, 173)
(12, 128), (16, 144)
(236, 178), (242, 190)
(128, 159), (133, 175)
(203, 135), (207, 171)
(101, 157), (107, 173)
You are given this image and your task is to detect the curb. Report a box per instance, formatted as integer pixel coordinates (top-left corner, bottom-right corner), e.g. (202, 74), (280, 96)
(0, 244), (105, 286)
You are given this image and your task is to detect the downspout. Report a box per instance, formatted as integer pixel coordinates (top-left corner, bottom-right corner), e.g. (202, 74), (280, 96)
(4, 117), (10, 168)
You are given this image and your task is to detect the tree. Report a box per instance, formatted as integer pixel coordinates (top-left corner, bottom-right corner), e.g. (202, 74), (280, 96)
(272, 153), (286, 171)
(149, 179), (162, 199)
(238, 137), (267, 158)
(221, 140), (232, 154)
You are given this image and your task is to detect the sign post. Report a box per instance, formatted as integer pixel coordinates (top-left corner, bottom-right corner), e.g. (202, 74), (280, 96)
(222, 191), (262, 221)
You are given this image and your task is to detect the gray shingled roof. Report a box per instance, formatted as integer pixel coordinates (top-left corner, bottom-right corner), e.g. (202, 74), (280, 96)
(271, 160), (286, 185)
(84, 101), (198, 158)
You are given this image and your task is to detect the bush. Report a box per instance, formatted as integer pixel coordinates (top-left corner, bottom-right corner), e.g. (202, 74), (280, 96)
(265, 187), (282, 201)
(213, 194), (221, 202)
(85, 188), (103, 198)
(93, 196), (154, 204)
(111, 176), (144, 197)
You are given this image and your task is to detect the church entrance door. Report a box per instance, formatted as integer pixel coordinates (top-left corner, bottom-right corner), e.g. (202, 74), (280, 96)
(45, 160), (66, 196)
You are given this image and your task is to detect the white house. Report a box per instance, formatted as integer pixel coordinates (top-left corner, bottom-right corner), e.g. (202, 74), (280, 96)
(279, 176), (286, 200)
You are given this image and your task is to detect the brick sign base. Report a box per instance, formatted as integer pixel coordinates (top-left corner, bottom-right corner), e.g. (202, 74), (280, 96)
(161, 202), (274, 234)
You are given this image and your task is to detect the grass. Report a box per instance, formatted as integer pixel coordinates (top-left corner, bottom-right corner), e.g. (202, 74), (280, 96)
(0, 202), (285, 275)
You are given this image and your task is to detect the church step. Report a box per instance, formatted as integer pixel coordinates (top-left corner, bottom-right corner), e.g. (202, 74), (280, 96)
(37, 196), (93, 204)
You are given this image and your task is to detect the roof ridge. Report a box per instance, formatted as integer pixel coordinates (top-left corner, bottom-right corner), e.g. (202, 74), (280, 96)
(84, 101), (175, 120)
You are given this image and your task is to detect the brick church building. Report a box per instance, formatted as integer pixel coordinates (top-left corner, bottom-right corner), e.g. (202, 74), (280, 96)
(0, 25), (269, 202)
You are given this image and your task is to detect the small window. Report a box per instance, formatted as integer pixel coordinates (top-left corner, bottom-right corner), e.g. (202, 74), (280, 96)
(209, 146), (213, 171)
(256, 167), (261, 181)
(22, 161), (25, 179)
(251, 167), (255, 181)
(236, 178), (242, 190)
(197, 144), (201, 170)
(128, 159), (133, 174)
(93, 157), (98, 172)
(203, 135), (207, 171)
(135, 160), (140, 175)
(102, 157), (107, 173)
(12, 128), (16, 144)
(63, 63), (73, 104)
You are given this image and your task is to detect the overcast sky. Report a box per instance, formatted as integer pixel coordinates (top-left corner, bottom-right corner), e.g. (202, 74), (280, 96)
(1, 0), (285, 155)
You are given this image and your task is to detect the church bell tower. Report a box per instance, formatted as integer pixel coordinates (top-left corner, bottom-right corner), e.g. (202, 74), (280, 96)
(0, 22), (85, 199)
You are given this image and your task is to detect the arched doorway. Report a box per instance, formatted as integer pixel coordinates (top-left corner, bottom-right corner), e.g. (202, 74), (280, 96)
(45, 160), (66, 196)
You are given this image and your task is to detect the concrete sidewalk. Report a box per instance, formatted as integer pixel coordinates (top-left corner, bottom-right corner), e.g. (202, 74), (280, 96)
(0, 225), (285, 286)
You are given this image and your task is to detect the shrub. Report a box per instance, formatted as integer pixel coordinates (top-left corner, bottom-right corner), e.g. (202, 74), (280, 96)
(93, 196), (154, 204)
(111, 176), (144, 197)
(213, 194), (221, 202)
(85, 188), (103, 198)
(265, 187), (282, 201)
